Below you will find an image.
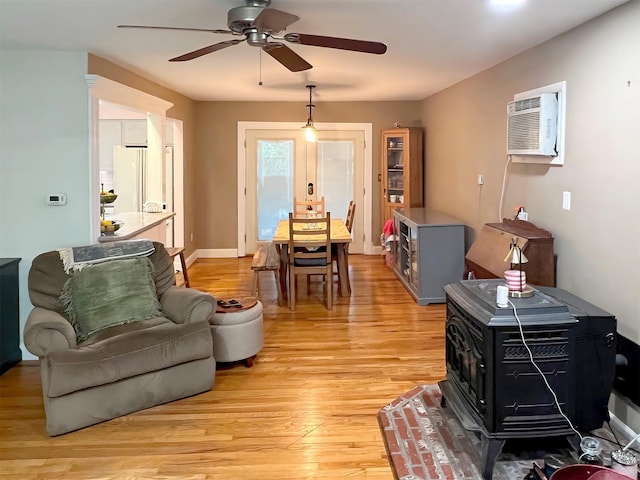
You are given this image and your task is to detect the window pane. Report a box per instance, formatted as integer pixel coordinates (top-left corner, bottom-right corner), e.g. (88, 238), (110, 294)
(257, 140), (294, 241)
(317, 140), (354, 221)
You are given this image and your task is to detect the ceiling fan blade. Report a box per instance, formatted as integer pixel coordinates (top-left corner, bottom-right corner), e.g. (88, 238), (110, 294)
(118, 25), (232, 35)
(284, 33), (387, 55)
(263, 43), (312, 72)
(169, 39), (245, 62)
(253, 8), (299, 33)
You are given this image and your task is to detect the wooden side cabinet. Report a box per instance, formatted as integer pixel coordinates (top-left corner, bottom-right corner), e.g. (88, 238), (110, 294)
(1, 258), (22, 375)
(393, 209), (465, 305)
(465, 219), (556, 287)
(381, 127), (423, 224)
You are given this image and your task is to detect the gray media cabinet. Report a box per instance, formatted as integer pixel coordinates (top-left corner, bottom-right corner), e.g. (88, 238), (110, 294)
(392, 208), (465, 305)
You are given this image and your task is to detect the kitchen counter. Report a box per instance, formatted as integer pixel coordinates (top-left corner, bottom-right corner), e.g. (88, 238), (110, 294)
(98, 212), (175, 243)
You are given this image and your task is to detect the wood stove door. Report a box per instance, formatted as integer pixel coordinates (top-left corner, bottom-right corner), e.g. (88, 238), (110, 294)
(494, 326), (575, 433)
(445, 304), (487, 423)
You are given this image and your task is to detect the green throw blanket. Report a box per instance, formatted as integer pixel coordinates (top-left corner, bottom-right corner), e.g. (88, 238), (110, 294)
(60, 257), (162, 342)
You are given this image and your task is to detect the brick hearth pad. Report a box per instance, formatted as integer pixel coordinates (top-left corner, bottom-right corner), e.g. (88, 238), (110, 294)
(377, 384), (618, 480)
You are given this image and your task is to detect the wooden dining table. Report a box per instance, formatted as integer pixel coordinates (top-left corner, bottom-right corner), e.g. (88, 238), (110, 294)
(272, 218), (353, 298)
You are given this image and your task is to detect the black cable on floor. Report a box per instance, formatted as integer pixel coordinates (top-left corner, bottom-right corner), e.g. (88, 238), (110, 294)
(589, 432), (640, 456)
(606, 420), (623, 448)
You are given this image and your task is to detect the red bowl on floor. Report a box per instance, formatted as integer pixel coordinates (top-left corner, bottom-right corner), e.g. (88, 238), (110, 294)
(550, 464), (632, 480)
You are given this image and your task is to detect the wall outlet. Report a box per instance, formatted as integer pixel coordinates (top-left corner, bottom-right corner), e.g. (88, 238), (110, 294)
(562, 191), (571, 210)
(190, 233), (194, 242)
(477, 174), (484, 185)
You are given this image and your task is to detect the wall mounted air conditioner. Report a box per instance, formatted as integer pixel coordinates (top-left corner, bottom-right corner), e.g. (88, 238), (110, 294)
(507, 92), (558, 156)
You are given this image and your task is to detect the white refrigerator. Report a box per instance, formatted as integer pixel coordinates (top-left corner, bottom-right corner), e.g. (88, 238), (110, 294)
(112, 146), (147, 214)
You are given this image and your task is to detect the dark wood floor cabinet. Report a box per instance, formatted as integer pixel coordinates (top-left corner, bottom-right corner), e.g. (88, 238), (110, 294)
(465, 218), (556, 287)
(1, 258), (22, 375)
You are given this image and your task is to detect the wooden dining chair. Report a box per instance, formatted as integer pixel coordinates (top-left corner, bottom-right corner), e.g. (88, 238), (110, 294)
(344, 200), (356, 233)
(330, 201), (356, 293)
(287, 211), (333, 310)
(293, 196), (325, 217)
(310, 201), (356, 294)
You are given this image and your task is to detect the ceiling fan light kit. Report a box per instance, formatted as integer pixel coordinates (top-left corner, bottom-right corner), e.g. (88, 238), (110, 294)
(118, 0), (387, 73)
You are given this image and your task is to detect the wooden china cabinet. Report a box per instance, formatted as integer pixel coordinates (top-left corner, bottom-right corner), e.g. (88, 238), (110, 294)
(381, 127), (423, 223)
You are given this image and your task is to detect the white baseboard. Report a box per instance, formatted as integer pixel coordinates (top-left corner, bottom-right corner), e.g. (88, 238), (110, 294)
(196, 249), (239, 259)
(185, 250), (198, 267)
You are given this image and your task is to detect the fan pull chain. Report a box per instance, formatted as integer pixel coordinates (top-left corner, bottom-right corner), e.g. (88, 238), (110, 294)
(258, 49), (263, 86)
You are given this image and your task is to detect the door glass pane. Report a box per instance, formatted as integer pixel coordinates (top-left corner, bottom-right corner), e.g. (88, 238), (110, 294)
(317, 140), (354, 222)
(257, 140), (293, 241)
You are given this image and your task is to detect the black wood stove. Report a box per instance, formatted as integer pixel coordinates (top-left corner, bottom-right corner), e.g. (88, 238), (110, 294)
(439, 280), (616, 480)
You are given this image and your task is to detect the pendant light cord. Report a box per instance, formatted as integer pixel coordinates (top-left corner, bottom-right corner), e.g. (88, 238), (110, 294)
(306, 85), (315, 126)
(303, 85), (317, 199)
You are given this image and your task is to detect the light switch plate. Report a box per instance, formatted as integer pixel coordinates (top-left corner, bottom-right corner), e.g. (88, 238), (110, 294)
(562, 191), (571, 210)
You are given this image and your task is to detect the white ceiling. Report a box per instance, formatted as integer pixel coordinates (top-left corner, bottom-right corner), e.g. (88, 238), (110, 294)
(0, 0), (629, 102)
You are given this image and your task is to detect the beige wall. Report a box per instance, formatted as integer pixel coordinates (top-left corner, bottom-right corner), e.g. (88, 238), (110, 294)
(193, 101), (422, 249)
(87, 55), (199, 256)
(421, 1), (640, 431)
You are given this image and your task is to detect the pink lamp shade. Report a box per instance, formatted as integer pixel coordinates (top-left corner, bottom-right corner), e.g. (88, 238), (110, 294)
(504, 269), (526, 291)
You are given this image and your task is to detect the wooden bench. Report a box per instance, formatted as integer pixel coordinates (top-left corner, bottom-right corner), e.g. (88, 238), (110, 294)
(165, 247), (190, 288)
(251, 244), (283, 305)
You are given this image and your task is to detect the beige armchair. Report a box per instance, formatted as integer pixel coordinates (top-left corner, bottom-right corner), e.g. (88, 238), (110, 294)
(23, 242), (216, 436)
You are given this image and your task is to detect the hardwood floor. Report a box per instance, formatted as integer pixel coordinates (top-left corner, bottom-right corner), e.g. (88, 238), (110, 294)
(0, 254), (447, 480)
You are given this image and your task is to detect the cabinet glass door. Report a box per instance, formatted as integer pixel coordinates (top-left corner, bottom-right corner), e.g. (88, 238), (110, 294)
(393, 215), (401, 271)
(409, 226), (419, 290)
(398, 221), (411, 281)
(385, 135), (405, 204)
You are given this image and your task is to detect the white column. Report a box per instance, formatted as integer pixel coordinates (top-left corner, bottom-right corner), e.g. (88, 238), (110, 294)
(146, 113), (165, 208)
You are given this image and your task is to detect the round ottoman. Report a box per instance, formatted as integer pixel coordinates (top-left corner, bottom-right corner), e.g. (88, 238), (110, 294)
(210, 299), (263, 367)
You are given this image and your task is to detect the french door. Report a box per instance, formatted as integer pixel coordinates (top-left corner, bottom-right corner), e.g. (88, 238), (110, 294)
(244, 127), (365, 255)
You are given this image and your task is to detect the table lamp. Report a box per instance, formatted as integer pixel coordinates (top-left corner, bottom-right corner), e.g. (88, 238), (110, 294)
(503, 237), (535, 297)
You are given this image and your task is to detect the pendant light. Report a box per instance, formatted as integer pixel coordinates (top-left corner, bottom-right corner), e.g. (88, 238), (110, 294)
(303, 84), (317, 142)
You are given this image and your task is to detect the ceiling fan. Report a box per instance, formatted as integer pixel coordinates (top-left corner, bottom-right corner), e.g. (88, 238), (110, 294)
(118, 0), (387, 72)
